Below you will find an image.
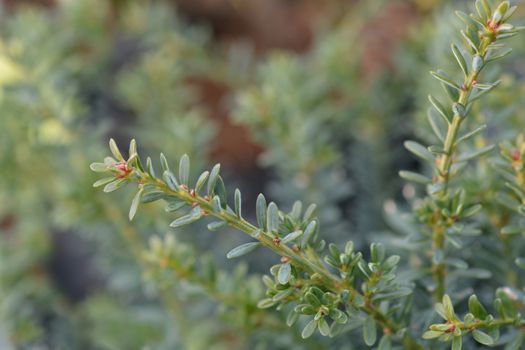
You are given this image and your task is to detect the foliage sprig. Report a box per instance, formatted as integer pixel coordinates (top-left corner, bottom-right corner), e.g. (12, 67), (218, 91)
(396, 1), (525, 348)
(91, 137), (420, 347)
(399, 0), (523, 304)
(91, 1), (525, 349)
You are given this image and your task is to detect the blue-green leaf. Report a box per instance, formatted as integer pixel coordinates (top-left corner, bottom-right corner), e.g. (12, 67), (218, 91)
(363, 317), (377, 346)
(423, 330), (444, 339)
(404, 141), (434, 162)
(399, 171), (432, 185)
(226, 242), (260, 259)
(278, 263), (292, 284)
(207, 163), (221, 195)
(451, 44), (469, 77)
(93, 177), (115, 187)
(378, 335), (392, 350)
(165, 201), (186, 213)
(443, 294), (455, 320)
(428, 109), (446, 142)
(302, 220), (317, 248)
(302, 319), (317, 339)
(456, 145), (495, 162)
(462, 204), (482, 218)
(267, 202), (279, 233)
(214, 176), (227, 207)
(487, 49), (512, 63)
(318, 317), (330, 336)
(141, 191), (164, 203)
(430, 70), (461, 91)
(128, 139), (137, 159)
(179, 154), (190, 185)
(90, 162), (108, 172)
(473, 329), (494, 345)
(163, 170), (179, 190)
(129, 188), (143, 221)
(456, 124), (486, 144)
(303, 204), (317, 222)
(109, 138), (124, 161)
(160, 152), (169, 172)
(212, 195), (222, 212)
(452, 336), (462, 350)
(455, 10), (480, 30)
(256, 194), (267, 229)
(257, 298), (276, 309)
(468, 295), (488, 319)
(169, 207), (202, 228)
(461, 30), (479, 52)
(103, 179), (128, 193)
(272, 288), (293, 301)
(207, 221), (227, 231)
(195, 171), (209, 192)
(282, 230), (303, 244)
(234, 188), (242, 217)
(286, 311), (299, 326)
(146, 157), (156, 178)
(428, 95), (452, 123)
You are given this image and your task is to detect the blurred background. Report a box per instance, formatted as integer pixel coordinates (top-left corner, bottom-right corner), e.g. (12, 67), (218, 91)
(0, 0), (524, 349)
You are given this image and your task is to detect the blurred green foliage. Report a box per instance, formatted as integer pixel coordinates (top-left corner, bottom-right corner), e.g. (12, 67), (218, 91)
(1, 0), (525, 349)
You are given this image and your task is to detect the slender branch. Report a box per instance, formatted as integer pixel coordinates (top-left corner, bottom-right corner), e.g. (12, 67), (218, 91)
(429, 316), (522, 335)
(93, 140), (424, 347)
(107, 199), (293, 344)
(91, 3), (523, 349)
(430, 28), (502, 301)
(437, 37), (492, 191)
(149, 177), (414, 339)
(102, 203), (193, 342)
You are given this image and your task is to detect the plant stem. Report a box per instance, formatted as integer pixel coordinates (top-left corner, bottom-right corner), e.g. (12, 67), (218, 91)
(459, 317), (518, 330)
(103, 203), (192, 343)
(431, 36), (492, 301)
(437, 37), (492, 188)
(144, 176), (423, 348)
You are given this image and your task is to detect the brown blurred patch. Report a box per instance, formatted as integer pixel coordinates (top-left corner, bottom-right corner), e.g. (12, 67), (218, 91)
(360, 1), (418, 79)
(5, 0), (419, 172)
(187, 76), (263, 171)
(174, 0), (325, 53)
(3, 0), (55, 9)
(175, 0), (329, 172)
(183, 1), (419, 172)
(0, 213), (16, 231)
